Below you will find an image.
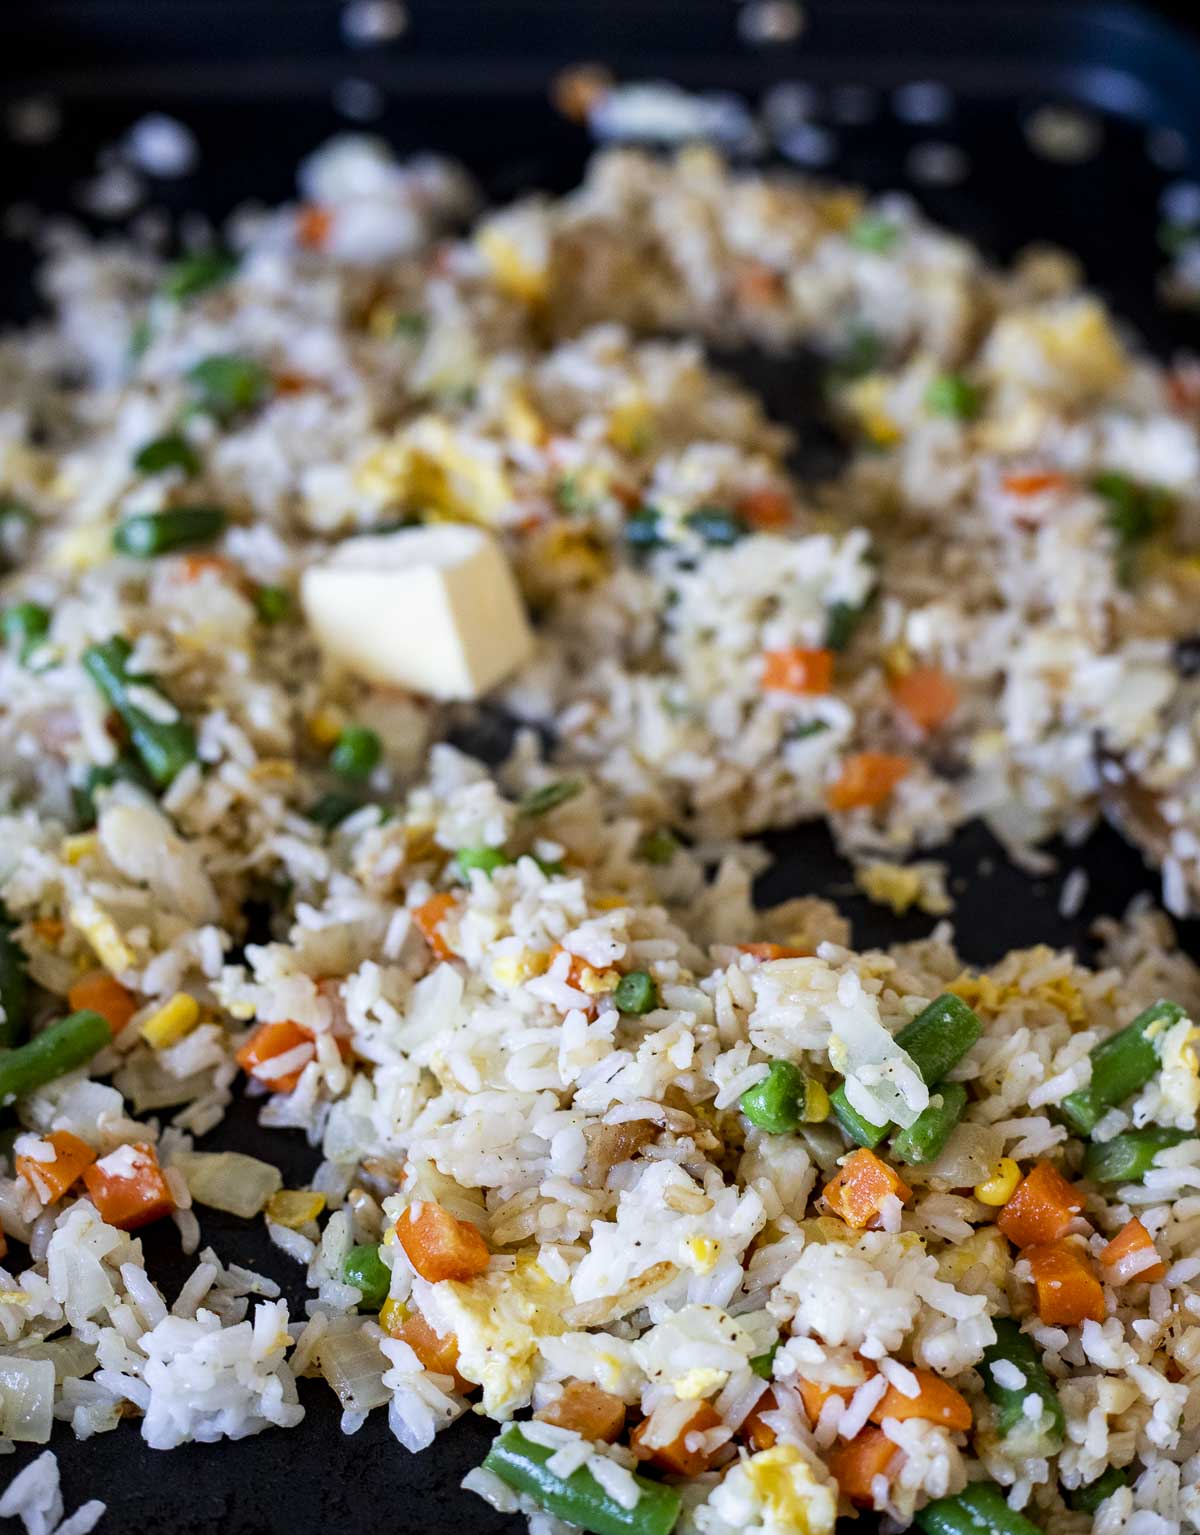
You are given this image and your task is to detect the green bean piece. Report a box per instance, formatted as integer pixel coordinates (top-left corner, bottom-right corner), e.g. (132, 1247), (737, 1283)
(830, 1082), (890, 1149)
(81, 637), (197, 788)
(519, 779), (583, 818)
(889, 1081), (968, 1165)
(532, 856), (565, 877)
(828, 325), (883, 386)
(113, 506), (226, 558)
(1092, 471), (1172, 550)
(825, 599), (866, 652)
(253, 585), (292, 624)
(614, 971), (658, 1015)
(914, 1482), (1042, 1535)
(329, 726), (381, 781)
(1060, 1000), (1187, 1136)
(683, 506), (748, 547)
(342, 1244), (390, 1311)
(483, 1427), (681, 1535)
(1066, 1466), (1127, 1514)
(980, 1318), (1065, 1457)
(741, 1060), (810, 1134)
(307, 792), (364, 831)
(635, 827), (679, 865)
(749, 1340), (779, 1379)
(133, 432), (202, 477)
(187, 354), (272, 422)
(896, 994), (983, 1084)
(849, 215), (899, 253)
(624, 507), (665, 551)
(72, 754), (151, 828)
(161, 250), (238, 302)
(925, 373), (982, 421)
(1083, 1126), (1194, 1186)
(3, 602), (50, 664)
(456, 846), (511, 879)
(0, 912), (29, 1050)
(0, 1010), (111, 1105)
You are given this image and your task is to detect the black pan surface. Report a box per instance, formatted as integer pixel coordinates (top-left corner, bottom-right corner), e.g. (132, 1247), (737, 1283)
(3, 3), (1200, 1529)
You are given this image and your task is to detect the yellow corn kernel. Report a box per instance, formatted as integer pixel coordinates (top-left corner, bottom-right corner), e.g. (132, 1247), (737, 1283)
(974, 1157), (1021, 1206)
(307, 708), (343, 747)
(60, 834), (98, 866)
(686, 1235), (719, 1275)
(379, 1296), (409, 1337)
(882, 643), (913, 680)
(266, 1189), (327, 1229)
(803, 1081), (831, 1124)
(140, 993), (201, 1049)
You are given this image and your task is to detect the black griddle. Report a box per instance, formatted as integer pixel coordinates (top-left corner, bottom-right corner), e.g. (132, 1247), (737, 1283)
(3, 3), (1200, 1530)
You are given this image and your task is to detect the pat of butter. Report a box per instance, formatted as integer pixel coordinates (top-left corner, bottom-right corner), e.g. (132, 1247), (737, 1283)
(301, 525), (534, 700)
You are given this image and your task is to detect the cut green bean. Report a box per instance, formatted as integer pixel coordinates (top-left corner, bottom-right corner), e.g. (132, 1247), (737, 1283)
(343, 1244), (390, 1311)
(624, 507), (665, 551)
(114, 506), (226, 558)
(635, 827), (679, 865)
(889, 1081), (968, 1165)
(3, 602), (50, 664)
(895, 994), (982, 1085)
(830, 1082), (890, 1149)
(1060, 999), (1186, 1136)
(0, 912), (29, 1050)
(1083, 1126), (1194, 1185)
(519, 779), (582, 818)
(683, 506), (748, 547)
(329, 726), (381, 781)
(825, 599), (868, 652)
(307, 792), (364, 831)
(914, 1481), (1041, 1535)
(614, 971), (658, 1015)
(1066, 1466), (1127, 1514)
(483, 1426), (681, 1535)
(849, 215), (899, 253)
(253, 585), (292, 624)
(0, 1010), (110, 1104)
(187, 354), (272, 422)
(72, 753), (151, 828)
(81, 637), (197, 788)
(456, 846), (511, 879)
(749, 1340), (779, 1379)
(741, 1060), (810, 1135)
(133, 432), (201, 477)
(161, 250), (237, 303)
(980, 1318), (1065, 1457)
(925, 372), (981, 421)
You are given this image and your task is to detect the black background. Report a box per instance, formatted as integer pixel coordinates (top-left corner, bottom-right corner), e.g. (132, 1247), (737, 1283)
(2, 2), (1200, 1530)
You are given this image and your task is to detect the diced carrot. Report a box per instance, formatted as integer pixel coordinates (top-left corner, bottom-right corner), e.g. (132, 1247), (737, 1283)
(823, 1149), (912, 1230)
(1001, 470), (1071, 498)
(890, 666), (959, 733)
(413, 894), (458, 961)
(296, 204), (334, 250)
(997, 1162), (1083, 1250)
(738, 943), (811, 961)
(734, 261), (785, 308)
(67, 972), (136, 1036)
(737, 487), (792, 531)
(1025, 1240), (1107, 1326)
(742, 1388), (777, 1451)
(797, 1372), (864, 1425)
(828, 1424), (900, 1505)
(1100, 1217), (1166, 1285)
(395, 1201), (491, 1284)
(16, 1130), (96, 1205)
(538, 1380), (627, 1443)
(394, 1310), (472, 1392)
(631, 1399), (723, 1477)
(82, 1142), (175, 1231)
(826, 753), (911, 812)
(274, 370), (314, 396)
(761, 647), (834, 695)
(176, 553), (240, 584)
(870, 1368), (972, 1432)
(235, 1020), (315, 1093)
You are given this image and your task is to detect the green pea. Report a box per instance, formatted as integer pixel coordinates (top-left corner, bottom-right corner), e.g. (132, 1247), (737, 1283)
(253, 585), (292, 624)
(456, 846), (511, 878)
(187, 354), (272, 422)
(849, 215), (899, 253)
(741, 1060), (809, 1134)
(113, 506), (226, 558)
(925, 373), (981, 421)
(329, 726), (382, 781)
(342, 1243), (390, 1312)
(161, 250), (238, 302)
(613, 971), (658, 1015)
(3, 602), (50, 664)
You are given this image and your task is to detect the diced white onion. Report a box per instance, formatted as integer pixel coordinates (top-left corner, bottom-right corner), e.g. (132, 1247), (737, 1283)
(172, 1151), (283, 1218)
(316, 1327), (391, 1413)
(0, 1355), (54, 1442)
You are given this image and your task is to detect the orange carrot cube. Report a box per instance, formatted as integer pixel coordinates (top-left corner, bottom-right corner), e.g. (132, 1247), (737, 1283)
(16, 1130), (96, 1204)
(761, 647), (834, 695)
(826, 753), (911, 812)
(235, 1020), (315, 1093)
(823, 1149), (912, 1230)
(631, 1399), (723, 1477)
(538, 1380), (627, 1443)
(890, 666), (959, 733)
(67, 972), (136, 1036)
(828, 1425), (900, 1504)
(1025, 1240), (1106, 1326)
(413, 894), (458, 961)
(1100, 1218), (1166, 1285)
(870, 1368), (972, 1431)
(83, 1142), (174, 1231)
(997, 1162), (1083, 1250)
(395, 1201), (490, 1284)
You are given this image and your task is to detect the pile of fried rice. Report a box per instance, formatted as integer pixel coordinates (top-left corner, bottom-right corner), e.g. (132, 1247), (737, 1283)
(0, 135), (1198, 1535)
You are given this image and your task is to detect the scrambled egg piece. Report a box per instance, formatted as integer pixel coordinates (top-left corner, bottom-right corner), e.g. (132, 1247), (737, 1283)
(948, 960), (1086, 1025)
(985, 297), (1127, 402)
(476, 217), (550, 305)
(426, 1254), (568, 1418)
(855, 859), (952, 917)
(842, 374), (901, 447)
(356, 416), (513, 525)
(700, 1445), (837, 1535)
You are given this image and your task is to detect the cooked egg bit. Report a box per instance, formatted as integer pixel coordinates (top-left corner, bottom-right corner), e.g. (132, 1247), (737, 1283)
(301, 524), (534, 699)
